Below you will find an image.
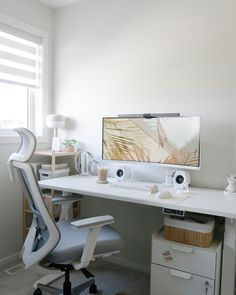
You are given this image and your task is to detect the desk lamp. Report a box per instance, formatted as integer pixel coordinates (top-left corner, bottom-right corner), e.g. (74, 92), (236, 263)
(46, 114), (66, 151)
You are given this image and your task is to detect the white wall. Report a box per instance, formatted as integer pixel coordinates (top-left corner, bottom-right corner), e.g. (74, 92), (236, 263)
(0, 0), (53, 261)
(54, 0), (236, 270)
(54, 0), (236, 189)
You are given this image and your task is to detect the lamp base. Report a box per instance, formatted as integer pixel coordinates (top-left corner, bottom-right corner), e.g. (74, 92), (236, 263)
(52, 137), (61, 152)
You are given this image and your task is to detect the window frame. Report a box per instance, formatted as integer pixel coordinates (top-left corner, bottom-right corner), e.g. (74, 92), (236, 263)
(0, 12), (49, 144)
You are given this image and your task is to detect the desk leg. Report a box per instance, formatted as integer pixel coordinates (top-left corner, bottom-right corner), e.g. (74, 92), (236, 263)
(221, 218), (236, 295)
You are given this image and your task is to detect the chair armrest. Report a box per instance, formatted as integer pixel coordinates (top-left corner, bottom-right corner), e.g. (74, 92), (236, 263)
(71, 215), (115, 269)
(71, 215), (114, 229)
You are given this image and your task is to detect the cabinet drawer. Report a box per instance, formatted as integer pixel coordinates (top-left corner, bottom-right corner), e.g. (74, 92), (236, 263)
(152, 238), (216, 279)
(151, 264), (215, 295)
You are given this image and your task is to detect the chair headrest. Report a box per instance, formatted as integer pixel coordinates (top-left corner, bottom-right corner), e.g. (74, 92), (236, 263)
(7, 128), (36, 182)
(11, 128), (36, 162)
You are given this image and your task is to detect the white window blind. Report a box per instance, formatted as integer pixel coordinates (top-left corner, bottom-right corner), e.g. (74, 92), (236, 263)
(0, 22), (43, 88)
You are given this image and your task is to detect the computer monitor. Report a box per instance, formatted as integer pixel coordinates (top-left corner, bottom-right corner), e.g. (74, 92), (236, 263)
(102, 116), (201, 170)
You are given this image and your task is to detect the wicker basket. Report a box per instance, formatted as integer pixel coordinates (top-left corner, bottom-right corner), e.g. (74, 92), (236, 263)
(164, 214), (215, 248)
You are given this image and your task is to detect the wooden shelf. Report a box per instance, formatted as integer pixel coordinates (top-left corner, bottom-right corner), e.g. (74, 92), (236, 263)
(35, 150), (76, 157)
(23, 150), (80, 238)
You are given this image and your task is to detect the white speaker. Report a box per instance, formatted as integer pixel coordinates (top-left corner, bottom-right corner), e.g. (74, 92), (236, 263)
(173, 171), (191, 189)
(114, 166), (131, 182)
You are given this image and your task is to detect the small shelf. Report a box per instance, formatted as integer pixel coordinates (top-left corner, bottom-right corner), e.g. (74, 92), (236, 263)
(35, 150), (76, 157)
(25, 209), (32, 213)
(23, 150), (80, 239)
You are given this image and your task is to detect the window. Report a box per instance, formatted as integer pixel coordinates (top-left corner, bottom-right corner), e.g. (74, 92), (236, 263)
(0, 19), (46, 139)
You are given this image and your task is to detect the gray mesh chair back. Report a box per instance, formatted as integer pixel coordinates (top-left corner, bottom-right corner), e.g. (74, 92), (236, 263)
(8, 128), (60, 269)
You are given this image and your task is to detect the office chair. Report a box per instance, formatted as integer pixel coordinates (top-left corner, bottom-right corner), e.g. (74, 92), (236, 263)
(8, 128), (123, 295)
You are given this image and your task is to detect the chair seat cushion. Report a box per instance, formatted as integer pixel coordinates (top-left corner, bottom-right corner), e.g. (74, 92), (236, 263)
(46, 220), (123, 264)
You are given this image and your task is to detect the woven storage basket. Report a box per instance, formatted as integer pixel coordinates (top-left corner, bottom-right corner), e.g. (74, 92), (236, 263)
(164, 214), (215, 248)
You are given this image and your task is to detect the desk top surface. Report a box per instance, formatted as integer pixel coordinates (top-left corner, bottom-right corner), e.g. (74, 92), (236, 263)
(39, 175), (236, 219)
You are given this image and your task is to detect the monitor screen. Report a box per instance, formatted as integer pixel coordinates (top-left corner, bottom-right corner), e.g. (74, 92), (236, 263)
(102, 116), (201, 169)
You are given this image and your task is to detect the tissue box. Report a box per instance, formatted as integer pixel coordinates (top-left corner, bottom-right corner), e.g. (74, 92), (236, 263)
(164, 214), (215, 247)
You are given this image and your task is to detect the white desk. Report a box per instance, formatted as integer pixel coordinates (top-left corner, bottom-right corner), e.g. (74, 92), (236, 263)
(39, 175), (236, 295)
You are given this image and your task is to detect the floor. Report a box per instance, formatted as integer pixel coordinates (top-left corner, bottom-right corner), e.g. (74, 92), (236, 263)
(0, 259), (150, 295)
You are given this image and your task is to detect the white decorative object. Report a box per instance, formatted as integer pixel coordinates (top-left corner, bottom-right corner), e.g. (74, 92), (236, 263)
(224, 174), (236, 194)
(46, 114), (66, 151)
(74, 151), (90, 175)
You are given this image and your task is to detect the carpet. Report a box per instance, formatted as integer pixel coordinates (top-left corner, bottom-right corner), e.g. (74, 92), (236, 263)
(0, 259), (150, 295)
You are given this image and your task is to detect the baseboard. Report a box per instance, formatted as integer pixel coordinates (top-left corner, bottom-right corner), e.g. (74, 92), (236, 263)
(0, 252), (20, 268)
(105, 255), (150, 274)
(0, 252), (149, 275)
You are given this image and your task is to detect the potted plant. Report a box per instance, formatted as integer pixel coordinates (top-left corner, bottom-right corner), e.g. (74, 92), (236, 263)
(63, 139), (78, 152)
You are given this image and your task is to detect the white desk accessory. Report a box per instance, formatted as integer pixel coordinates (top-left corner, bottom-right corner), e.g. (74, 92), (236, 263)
(75, 151), (100, 176)
(175, 183), (192, 195)
(224, 174), (236, 194)
(145, 184), (159, 196)
(46, 114), (66, 152)
(149, 184), (159, 193)
(162, 169), (174, 187)
(75, 151), (90, 175)
(156, 191), (172, 199)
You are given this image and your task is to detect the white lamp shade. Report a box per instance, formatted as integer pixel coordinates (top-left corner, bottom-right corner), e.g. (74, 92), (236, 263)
(46, 114), (66, 128)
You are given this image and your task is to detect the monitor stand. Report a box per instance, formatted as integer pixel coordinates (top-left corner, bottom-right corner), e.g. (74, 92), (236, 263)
(161, 168), (174, 188)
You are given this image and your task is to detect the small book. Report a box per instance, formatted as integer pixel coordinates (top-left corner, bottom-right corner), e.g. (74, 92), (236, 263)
(39, 167), (70, 175)
(41, 163), (68, 170)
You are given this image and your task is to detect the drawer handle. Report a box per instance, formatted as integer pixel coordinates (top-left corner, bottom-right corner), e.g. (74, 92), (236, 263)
(170, 269), (192, 280)
(171, 244), (193, 254)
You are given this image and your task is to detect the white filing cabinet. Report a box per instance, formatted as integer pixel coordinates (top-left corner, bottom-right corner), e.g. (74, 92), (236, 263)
(150, 231), (222, 295)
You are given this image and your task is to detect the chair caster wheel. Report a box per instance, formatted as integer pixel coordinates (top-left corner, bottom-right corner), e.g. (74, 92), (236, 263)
(33, 288), (42, 295)
(89, 283), (98, 294)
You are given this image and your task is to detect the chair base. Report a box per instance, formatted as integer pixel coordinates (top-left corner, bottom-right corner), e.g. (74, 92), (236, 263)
(33, 264), (98, 295)
(34, 277), (95, 295)
(33, 273), (64, 289)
